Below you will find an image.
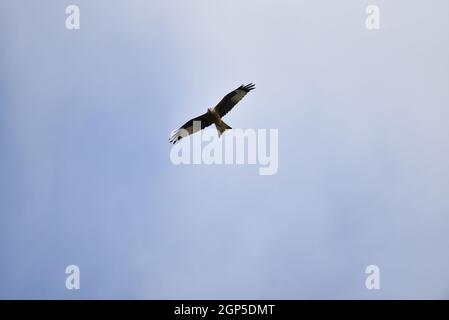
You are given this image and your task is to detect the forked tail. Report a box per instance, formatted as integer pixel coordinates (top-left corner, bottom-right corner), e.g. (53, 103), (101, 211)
(215, 121), (232, 137)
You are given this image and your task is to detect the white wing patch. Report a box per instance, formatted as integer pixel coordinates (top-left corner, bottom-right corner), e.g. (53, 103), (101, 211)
(169, 120), (205, 144)
(169, 127), (192, 144)
(231, 89), (247, 103)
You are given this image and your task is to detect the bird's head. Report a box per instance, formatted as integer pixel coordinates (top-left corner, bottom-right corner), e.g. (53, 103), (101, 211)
(207, 107), (214, 113)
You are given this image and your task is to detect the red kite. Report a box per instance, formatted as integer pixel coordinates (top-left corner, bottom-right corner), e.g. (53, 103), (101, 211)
(169, 83), (256, 144)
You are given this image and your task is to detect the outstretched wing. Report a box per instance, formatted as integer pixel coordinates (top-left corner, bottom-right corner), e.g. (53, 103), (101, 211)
(169, 112), (214, 144)
(214, 83), (256, 118)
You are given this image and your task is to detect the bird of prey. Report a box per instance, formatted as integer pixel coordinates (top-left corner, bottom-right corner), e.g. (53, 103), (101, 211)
(169, 83), (256, 144)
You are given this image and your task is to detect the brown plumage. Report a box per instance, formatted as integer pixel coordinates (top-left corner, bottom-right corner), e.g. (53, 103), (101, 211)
(169, 83), (255, 144)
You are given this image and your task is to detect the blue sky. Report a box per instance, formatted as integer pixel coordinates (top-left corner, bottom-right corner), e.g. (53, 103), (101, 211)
(1, 0), (449, 299)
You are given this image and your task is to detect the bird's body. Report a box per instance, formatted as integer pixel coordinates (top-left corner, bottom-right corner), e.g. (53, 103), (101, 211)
(207, 107), (221, 123)
(207, 107), (230, 137)
(169, 83), (255, 144)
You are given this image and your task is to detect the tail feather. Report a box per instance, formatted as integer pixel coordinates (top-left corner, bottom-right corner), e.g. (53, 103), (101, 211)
(215, 121), (232, 137)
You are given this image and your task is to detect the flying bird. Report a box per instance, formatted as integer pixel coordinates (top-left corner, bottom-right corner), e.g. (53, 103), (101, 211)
(169, 83), (256, 144)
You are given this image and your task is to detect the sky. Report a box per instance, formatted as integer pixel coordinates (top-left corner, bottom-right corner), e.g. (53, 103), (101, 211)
(1, 0), (449, 299)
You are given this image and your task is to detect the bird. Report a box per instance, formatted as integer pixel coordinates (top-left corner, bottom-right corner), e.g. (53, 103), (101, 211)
(169, 83), (256, 144)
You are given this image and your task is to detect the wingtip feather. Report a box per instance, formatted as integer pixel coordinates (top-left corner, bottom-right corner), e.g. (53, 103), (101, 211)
(242, 83), (256, 91)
